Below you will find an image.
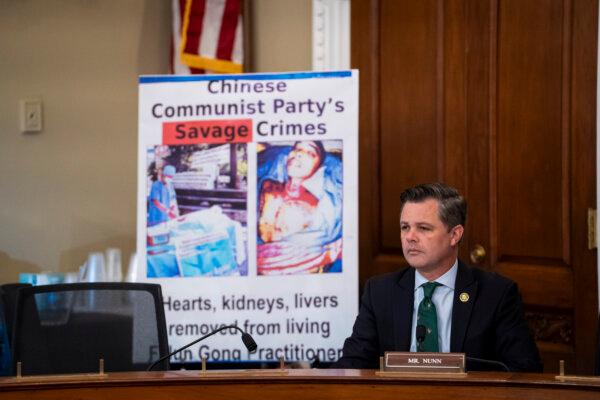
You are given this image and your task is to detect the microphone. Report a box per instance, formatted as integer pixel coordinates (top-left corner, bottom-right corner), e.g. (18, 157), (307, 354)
(415, 325), (508, 371)
(416, 324), (426, 351)
(147, 324), (257, 371)
(465, 356), (510, 372)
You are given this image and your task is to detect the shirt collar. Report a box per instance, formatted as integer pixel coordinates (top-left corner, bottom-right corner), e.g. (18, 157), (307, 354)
(414, 259), (458, 291)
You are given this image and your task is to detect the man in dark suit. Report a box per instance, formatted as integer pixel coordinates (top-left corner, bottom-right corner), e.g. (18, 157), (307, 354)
(336, 183), (542, 372)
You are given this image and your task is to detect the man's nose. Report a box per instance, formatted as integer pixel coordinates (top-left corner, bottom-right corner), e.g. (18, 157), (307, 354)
(404, 228), (417, 242)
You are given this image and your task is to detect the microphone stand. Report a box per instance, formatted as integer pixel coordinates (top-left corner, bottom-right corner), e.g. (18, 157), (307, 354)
(147, 324), (257, 371)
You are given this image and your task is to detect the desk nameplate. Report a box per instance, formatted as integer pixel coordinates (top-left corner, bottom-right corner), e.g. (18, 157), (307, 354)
(377, 352), (466, 376)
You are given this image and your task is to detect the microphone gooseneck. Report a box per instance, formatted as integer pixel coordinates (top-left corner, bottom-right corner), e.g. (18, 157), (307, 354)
(414, 324), (509, 371)
(465, 356), (510, 372)
(147, 324), (257, 371)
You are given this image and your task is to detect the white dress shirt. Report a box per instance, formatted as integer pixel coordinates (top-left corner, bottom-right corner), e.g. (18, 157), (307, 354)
(409, 260), (458, 352)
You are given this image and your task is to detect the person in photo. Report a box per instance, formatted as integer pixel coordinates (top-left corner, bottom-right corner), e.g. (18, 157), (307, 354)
(148, 164), (179, 227)
(257, 140), (343, 275)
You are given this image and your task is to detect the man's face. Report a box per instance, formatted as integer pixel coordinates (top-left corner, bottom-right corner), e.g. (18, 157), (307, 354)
(286, 142), (321, 179)
(400, 199), (463, 275)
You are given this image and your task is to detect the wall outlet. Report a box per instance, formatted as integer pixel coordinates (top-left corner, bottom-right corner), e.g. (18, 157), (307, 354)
(20, 99), (43, 133)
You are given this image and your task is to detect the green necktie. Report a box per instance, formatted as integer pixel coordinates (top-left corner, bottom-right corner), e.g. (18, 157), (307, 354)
(417, 281), (441, 352)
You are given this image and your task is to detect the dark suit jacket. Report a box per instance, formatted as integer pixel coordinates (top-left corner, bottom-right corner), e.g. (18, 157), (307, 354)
(335, 261), (543, 372)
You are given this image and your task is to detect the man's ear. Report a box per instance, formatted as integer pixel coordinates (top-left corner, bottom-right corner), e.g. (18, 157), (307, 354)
(450, 225), (464, 246)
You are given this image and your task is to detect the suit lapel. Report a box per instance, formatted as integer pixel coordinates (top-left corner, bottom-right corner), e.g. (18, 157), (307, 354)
(450, 261), (477, 352)
(393, 268), (415, 351)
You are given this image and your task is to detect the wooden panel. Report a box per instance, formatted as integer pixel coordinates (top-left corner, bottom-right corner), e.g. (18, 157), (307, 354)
(461, 0), (492, 265)
(443, 0), (468, 193)
(496, 263), (573, 308)
(570, 0), (598, 373)
(379, 0), (442, 250)
(353, 0), (383, 283)
(496, 0), (566, 261)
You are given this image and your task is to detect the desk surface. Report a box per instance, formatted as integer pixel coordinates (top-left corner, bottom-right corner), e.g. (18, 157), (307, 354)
(0, 369), (599, 400)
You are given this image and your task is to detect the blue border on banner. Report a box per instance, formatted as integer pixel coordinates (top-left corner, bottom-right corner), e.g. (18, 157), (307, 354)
(139, 70), (352, 84)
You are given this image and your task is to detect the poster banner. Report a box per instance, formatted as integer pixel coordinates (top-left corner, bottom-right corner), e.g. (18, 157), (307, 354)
(137, 70), (358, 363)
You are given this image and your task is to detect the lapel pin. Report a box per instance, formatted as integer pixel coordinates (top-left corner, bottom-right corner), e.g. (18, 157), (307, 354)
(459, 292), (469, 303)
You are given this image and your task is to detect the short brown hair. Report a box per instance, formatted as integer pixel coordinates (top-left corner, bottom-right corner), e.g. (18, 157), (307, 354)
(400, 182), (467, 229)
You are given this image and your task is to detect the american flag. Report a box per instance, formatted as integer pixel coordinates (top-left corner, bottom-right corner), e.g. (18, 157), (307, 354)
(172, 0), (244, 74)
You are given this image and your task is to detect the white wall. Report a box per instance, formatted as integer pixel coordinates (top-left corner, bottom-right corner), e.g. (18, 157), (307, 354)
(0, 0), (312, 283)
(252, 0), (312, 72)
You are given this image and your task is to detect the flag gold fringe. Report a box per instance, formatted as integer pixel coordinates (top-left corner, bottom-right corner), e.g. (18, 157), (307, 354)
(180, 0), (243, 74)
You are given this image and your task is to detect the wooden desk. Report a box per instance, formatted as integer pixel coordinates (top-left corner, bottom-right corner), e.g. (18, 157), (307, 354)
(0, 369), (599, 400)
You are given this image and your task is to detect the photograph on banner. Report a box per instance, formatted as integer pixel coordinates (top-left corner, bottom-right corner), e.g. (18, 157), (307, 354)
(146, 143), (248, 278)
(257, 140), (343, 275)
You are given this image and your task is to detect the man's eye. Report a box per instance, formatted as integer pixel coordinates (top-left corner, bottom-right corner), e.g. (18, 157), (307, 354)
(400, 225), (409, 231)
(418, 226), (431, 231)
